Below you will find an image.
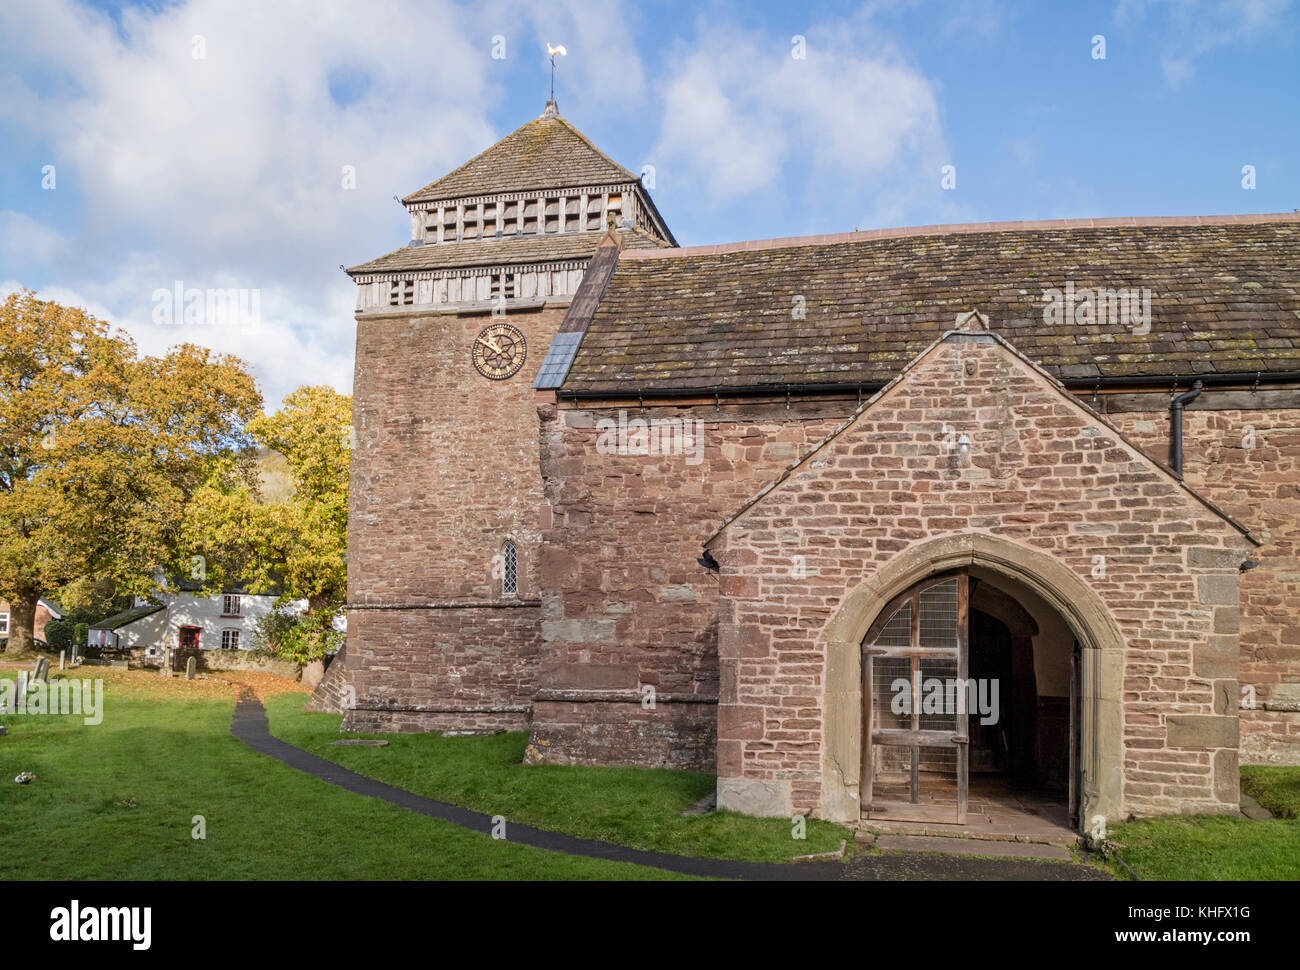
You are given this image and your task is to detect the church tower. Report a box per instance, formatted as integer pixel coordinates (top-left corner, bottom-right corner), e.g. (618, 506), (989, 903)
(320, 103), (675, 732)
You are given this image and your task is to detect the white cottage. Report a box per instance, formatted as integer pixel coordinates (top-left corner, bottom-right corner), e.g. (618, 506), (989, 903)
(88, 584), (293, 662)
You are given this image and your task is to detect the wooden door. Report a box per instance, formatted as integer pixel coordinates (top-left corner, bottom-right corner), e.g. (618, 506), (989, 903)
(860, 572), (969, 824)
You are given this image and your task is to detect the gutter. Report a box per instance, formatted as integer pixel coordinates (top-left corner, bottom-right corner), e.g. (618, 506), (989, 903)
(1169, 380), (1204, 476)
(558, 381), (888, 402)
(557, 371), (1300, 402)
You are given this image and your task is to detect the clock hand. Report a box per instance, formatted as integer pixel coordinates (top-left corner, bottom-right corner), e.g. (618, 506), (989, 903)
(475, 334), (507, 355)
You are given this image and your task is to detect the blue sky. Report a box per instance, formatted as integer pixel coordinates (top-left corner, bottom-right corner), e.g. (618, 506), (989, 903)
(1, 0), (1296, 406)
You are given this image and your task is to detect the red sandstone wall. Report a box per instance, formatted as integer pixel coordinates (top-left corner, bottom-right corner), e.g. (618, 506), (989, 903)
(1109, 406), (1300, 764)
(529, 399), (854, 767)
(350, 305), (564, 602)
(341, 302), (565, 731)
(711, 338), (1250, 819)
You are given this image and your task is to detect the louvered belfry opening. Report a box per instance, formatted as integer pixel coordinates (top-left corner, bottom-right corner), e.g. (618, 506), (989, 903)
(861, 572), (970, 824)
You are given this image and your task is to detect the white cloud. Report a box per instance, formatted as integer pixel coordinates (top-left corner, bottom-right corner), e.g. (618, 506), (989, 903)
(1115, 0), (1293, 88)
(648, 19), (947, 228)
(0, 0), (510, 408)
(0, 211), (67, 266)
(501, 0), (648, 107)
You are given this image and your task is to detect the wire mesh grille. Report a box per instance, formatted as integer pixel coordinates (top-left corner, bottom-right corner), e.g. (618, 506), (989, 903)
(918, 656), (960, 733)
(870, 745), (958, 803)
(918, 577), (959, 648)
(872, 657), (912, 731)
(875, 601), (912, 648)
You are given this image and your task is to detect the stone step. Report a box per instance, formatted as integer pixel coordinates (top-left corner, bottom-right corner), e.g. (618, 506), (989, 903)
(874, 834), (1074, 861)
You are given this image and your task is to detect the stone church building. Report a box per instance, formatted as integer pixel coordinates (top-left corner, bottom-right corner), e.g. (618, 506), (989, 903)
(314, 100), (1300, 832)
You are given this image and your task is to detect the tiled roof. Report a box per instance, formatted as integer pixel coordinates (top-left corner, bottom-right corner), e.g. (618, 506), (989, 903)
(347, 227), (668, 276)
(90, 603), (164, 630)
(561, 214), (1300, 392)
(403, 112), (639, 204)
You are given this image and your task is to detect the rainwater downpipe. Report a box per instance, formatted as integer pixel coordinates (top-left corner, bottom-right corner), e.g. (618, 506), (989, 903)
(1169, 380), (1203, 477)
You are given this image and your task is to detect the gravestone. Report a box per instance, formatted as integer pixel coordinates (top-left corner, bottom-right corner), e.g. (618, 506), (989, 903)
(160, 648), (171, 677)
(34, 658), (48, 683)
(59, 651), (65, 671)
(186, 657), (196, 681)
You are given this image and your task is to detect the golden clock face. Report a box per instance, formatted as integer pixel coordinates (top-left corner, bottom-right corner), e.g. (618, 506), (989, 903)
(471, 323), (527, 381)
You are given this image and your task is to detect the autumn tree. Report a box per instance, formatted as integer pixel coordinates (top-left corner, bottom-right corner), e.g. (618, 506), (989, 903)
(184, 385), (350, 662)
(0, 290), (261, 654)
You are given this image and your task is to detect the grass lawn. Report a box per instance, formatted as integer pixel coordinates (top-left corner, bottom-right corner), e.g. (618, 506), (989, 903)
(0, 670), (683, 880)
(265, 694), (851, 863)
(1108, 813), (1300, 880)
(1241, 765), (1300, 819)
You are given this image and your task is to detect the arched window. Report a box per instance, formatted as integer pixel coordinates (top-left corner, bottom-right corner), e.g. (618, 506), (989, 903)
(502, 540), (518, 596)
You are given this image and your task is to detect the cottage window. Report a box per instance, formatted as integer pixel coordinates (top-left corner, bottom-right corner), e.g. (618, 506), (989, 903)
(221, 630), (240, 650)
(502, 540), (518, 596)
(0, 612), (8, 635)
(223, 594), (242, 617)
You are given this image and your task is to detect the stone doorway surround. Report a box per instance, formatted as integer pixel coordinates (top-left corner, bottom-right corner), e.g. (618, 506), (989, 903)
(816, 532), (1124, 830)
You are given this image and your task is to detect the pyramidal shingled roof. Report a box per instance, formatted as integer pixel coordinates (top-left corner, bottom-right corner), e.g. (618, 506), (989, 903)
(403, 102), (640, 204)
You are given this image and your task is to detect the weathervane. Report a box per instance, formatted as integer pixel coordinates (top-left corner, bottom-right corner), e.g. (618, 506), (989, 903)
(546, 42), (567, 101)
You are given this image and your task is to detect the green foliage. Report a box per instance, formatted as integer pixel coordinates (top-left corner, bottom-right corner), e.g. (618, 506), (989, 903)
(252, 607), (341, 664)
(47, 600), (128, 653)
(251, 608), (298, 654)
(183, 385), (349, 661)
(273, 610), (343, 665)
(44, 619), (74, 651)
(0, 290), (261, 653)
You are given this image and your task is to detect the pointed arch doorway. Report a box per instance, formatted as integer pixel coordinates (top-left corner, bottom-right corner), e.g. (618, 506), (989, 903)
(858, 568), (1080, 828)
